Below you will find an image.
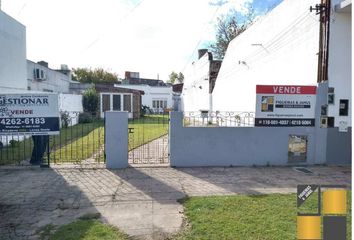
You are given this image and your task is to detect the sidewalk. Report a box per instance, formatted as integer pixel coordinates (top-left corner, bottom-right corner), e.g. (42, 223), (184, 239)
(0, 166), (351, 239)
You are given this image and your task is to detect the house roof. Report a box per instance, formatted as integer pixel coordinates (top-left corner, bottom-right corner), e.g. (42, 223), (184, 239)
(172, 83), (184, 93)
(95, 83), (144, 95)
(128, 78), (167, 86)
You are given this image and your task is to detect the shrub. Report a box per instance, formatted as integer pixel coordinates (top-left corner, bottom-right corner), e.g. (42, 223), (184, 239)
(82, 87), (99, 114)
(61, 112), (70, 128)
(141, 105), (152, 117)
(78, 112), (94, 123)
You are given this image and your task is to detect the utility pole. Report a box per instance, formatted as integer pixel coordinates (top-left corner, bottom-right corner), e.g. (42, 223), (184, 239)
(310, 0), (331, 83)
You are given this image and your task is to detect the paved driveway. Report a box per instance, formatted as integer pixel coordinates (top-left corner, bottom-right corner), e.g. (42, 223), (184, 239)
(0, 166), (351, 240)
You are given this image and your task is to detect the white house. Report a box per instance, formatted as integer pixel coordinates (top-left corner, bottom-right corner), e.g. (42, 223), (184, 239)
(326, 0), (351, 128)
(212, 0), (320, 112)
(0, 10), (27, 92)
(181, 49), (222, 112)
(117, 84), (173, 113)
(322, 0), (351, 165)
(27, 60), (74, 93)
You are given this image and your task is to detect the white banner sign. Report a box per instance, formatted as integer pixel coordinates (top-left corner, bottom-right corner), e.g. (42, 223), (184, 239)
(0, 94), (60, 135)
(255, 85), (317, 127)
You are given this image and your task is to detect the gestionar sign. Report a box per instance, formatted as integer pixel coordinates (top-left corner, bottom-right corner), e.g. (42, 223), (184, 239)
(0, 94), (60, 135)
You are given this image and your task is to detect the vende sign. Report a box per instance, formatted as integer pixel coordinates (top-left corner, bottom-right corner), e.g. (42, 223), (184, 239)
(255, 85), (317, 127)
(256, 85), (317, 95)
(0, 94), (60, 135)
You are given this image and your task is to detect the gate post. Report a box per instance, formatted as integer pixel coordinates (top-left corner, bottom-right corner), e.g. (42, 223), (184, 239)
(105, 111), (128, 169)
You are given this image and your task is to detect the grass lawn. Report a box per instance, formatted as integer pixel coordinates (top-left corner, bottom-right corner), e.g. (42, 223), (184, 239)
(128, 114), (169, 150)
(0, 121), (104, 165)
(175, 192), (351, 240)
(0, 115), (169, 165)
(40, 220), (129, 240)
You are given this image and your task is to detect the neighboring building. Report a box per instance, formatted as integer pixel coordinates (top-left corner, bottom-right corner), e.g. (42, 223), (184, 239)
(172, 83), (183, 111)
(27, 60), (75, 93)
(95, 83), (144, 119)
(0, 10), (27, 92)
(69, 82), (93, 94)
(119, 71), (173, 113)
(212, 0), (320, 112)
(118, 84), (173, 113)
(326, 0), (351, 128)
(319, 0), (351, 165)
(181, 49), (222, 112)
(123, 71), (167, 86)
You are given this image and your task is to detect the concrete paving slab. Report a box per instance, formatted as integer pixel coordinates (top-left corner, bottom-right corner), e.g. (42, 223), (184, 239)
(0, 166), (350, 239)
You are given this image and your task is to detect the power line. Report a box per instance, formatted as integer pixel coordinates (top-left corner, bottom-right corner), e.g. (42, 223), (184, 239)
(80, 0), (146, 53)
(181, 5), (221, 74)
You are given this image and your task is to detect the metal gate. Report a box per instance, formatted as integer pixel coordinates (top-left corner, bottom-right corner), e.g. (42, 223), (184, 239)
(0, 112), (105, 166)
(128, 113), (169, 166)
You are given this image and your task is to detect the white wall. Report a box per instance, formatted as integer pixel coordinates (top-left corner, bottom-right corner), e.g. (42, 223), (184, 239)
(0, 11), (27, 92)
(212, 0), (320, 112)
(327, 0), (351, 127)
(27, 60), (71, 93)
(181, 53), (210, 112)
(117, 84), (173, 110)
(58, 93), (83, 126)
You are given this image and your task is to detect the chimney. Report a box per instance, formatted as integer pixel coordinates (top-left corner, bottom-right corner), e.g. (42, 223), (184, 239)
(37, 61), (48, 68)
(198, 49), (208, 59)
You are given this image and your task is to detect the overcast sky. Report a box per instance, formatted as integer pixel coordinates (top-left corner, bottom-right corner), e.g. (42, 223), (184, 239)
(2, 0), (282, 80)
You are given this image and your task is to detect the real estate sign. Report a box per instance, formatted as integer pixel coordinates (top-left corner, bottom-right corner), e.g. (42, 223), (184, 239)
(0, 94), (60, 135)
(255, 85), (317, 127)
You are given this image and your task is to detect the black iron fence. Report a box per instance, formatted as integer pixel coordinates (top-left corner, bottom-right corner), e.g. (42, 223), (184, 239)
(183, 111), (255, 127)
(0, 112), (105, 166)
(128, 113), (169, 165)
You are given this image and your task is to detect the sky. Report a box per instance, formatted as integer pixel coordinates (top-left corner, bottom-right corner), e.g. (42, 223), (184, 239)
(2, 0), (282, 81)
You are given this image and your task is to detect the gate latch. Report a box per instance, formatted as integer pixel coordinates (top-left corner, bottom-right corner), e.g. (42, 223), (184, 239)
(128, 127), (134, 134)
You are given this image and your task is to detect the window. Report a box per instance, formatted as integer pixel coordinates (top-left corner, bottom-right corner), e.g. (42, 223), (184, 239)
(34, 68), (46, 80)
(123, 95), (132, 112)
(112, 95), (121, 111)
(339, 99), (349, 116)
(152, 99), (167, 109)
(102, 94), (111, 112)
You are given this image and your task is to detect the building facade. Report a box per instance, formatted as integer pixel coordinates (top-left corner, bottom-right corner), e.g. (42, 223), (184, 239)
(117, 84), (173, 113)
(181, 49), (222, 112)
(27, 60), (73, 93)
(0, 10), (27, 92)
(212, 0), (320, 112)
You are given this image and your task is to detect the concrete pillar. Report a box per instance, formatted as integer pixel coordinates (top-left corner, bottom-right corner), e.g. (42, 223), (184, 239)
(105, 111), (128, 169)
(169, 111), (183, 167)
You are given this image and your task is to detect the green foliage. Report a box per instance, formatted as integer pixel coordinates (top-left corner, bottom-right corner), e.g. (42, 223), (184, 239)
(168, 71), (184, 84)
(175, 192), (351, 240)
(48, 220), (129, 240)
(210, 6), (255, 60)
(72, 68), (119, 83)
(82, 87), (99, 113)
(78, 112), (95, 124)
(9, 140), (19, 148)
(61, 112), (70, 128)
(140, 105), (152, 117)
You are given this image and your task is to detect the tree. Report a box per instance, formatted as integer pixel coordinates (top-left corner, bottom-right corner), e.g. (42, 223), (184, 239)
(82, 87), (99, 113)
(168, 71), (184, 84)
(210, 6), (255, 60)
(72, 68), (119, 83)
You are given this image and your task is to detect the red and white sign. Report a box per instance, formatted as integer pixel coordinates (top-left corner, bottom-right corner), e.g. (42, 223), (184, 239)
(256, 85), (317, 95)
(255, 85), (317, 127)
